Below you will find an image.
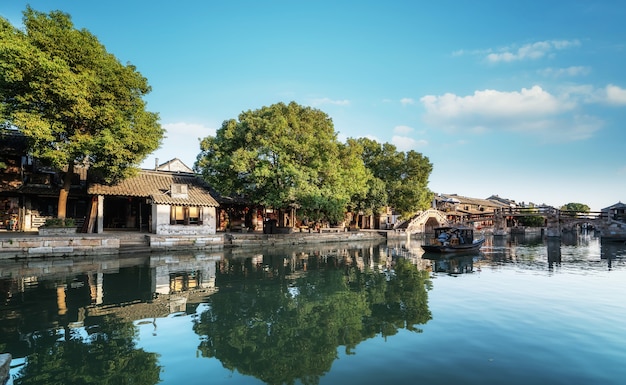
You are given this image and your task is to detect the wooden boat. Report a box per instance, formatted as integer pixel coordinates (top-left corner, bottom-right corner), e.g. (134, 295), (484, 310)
(421, 226), (485, 253)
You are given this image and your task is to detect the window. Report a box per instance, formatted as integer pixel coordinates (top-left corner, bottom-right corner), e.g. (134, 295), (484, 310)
(188, 206), (199, 224)
(170, 206), (203, 225)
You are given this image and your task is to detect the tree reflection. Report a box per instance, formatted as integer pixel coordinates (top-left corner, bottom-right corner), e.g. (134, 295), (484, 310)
(13, 315), (161, 385)
(193, 252), (431, 385)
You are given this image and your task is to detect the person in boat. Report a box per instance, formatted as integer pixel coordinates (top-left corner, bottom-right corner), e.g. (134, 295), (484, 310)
(438, 231), (450, 245)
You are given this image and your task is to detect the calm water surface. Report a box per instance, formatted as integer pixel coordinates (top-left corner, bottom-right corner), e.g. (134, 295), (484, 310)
(1, 233), (625, 385)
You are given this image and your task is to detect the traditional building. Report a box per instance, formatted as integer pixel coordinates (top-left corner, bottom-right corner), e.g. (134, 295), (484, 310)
(87, 159), (219, 235)
(434, 193), (513, 228)
(602, 202), (626, 222)
(1, 130), (89, 231)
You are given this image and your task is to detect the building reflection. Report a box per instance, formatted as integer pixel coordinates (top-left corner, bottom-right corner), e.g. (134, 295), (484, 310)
(3, 240), (431, 358)
(547, 238), (562, 269)
(600, 241), (626, 270)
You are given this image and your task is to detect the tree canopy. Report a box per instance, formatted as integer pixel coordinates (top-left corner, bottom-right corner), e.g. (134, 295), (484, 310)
(0, 8), (163, 218)
(196, 101), (370, 223)
(560, 202), (590, 213)
(193, 247), (432, 385)
(196, 102), (434, 223)
(356, 137), (433, 218)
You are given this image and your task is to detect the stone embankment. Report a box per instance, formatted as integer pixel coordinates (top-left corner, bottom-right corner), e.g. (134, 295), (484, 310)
(0, 230), (387, 259)
(0, 233), (120, 258)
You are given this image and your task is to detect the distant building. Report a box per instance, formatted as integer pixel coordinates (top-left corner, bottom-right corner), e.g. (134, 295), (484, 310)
(434, 193), (512, 228)
(601, 202), (626, 222)
(153, 158), (194, 173)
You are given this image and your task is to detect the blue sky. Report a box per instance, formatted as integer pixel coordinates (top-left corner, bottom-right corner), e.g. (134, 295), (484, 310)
(3, 1), (625, 211)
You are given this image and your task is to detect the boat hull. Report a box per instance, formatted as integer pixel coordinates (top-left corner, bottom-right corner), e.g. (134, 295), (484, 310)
(421, 238), (485, 254)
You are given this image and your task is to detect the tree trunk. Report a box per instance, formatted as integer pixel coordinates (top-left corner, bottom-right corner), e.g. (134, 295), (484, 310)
(57, 162), (74, 219)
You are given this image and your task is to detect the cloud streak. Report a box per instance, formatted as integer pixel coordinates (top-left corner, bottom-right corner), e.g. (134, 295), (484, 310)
(391, 136), (427, 151)
(486, 40), (581, 63)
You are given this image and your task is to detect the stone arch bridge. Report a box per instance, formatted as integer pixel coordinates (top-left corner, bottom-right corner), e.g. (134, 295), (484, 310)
(492, 206), (608, 237)
(404, 209), (450, 234)
(401, 206), (615, 238)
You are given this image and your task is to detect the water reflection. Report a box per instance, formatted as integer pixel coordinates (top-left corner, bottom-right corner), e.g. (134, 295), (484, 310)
(1, 241), (433, 385)
(422, 253), (481, 275)
(2, 236), (626, 384)
(195, 244), (432, 384)
(601, 241), (626, 270)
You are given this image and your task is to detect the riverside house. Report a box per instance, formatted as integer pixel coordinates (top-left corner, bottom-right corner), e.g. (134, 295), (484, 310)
(1, 130), (90, 231)
(87, 159), (219, 235)
(434, 193), (513, 228)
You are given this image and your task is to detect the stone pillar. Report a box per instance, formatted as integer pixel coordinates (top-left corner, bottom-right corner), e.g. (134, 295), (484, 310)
(97, 195), (104, 234)
(493, 209), (507, 236)
(546, 209), (561, 237)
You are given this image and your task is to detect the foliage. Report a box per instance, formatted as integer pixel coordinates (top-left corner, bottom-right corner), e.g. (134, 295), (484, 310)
(13, 316), (161, 385)
(192, 246), (431, 385)
(518, 215), (545, 227)
(43, 218), (75, 227)
(196, 102), (434, 223)
(0, 8), (163, 218)
(355, 137), (433, 218)
(196, 101), (369, 223)
(560, 202), (590, 213)
(343, 138), (388, 216)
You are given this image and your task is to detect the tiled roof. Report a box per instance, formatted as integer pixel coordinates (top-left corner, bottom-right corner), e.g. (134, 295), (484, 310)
(439, 194), (510, 209)
(88, 170), (219, 207)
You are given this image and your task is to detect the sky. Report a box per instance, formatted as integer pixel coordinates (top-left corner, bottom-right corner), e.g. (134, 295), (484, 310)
(2, 0), (625, 211)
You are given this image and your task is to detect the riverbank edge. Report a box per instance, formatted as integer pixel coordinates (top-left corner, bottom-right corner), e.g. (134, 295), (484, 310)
(0, 229), (397, 259)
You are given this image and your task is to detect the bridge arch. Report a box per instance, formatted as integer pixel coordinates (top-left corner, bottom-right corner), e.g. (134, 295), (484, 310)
(405, 209), (449, 234)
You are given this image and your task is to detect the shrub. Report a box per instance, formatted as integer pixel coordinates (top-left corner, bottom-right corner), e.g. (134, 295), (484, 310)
(43, 218), (76, 228)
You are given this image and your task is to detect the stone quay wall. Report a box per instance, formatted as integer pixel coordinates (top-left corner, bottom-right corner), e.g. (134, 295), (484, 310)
(0, 234), (120, 258)
(0, 230), (387, 259)
(224, 230), (385, 247)
(148, 234), (224, 251)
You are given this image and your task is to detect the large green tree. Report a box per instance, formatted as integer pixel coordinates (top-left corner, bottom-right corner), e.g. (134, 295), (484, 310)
(356, 138), (433, 218)
(0, 8), (163, 218)
(196, 101), (368, 224)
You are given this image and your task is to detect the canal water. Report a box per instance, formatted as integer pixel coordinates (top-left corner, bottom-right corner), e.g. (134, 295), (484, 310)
(1, 233), (625, 385)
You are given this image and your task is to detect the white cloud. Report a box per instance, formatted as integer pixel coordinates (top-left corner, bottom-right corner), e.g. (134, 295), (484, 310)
(391, 136), (427, 151)
(393, 125), (413, 134)
(538, 66), (591, 78)
(605, 84), (626, 105)
(400, 98), (415, 106)
(421, 86), (570, 119)
(310, 98), (350, 106)
(420, 86), (601, 142)
(486, 39), (580, 63)
(560, 84), (626, 105)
